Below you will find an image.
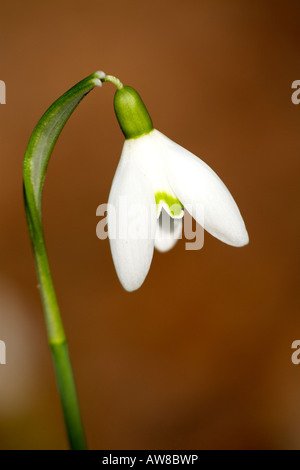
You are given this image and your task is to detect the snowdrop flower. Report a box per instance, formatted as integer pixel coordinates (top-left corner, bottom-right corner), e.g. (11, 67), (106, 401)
(105, 75), (249, 292)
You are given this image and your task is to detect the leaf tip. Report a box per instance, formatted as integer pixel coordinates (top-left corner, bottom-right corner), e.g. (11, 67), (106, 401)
(93, 71), (106, 86)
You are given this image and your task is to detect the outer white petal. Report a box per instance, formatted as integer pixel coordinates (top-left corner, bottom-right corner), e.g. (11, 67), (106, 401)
(124, 132), (184, 219)
(108, 142), (156, 292)
(153, 130), (249, 247)
(155, 209), (183, 253)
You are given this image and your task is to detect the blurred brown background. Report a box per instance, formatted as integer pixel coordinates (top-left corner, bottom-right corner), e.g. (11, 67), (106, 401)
(0, 0), (299, 450)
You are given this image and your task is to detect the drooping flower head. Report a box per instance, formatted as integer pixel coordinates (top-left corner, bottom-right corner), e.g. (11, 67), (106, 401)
(105, 75), (249, 292)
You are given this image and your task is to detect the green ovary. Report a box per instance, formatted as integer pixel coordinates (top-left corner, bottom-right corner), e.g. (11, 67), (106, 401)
(155, 192), (183, 217)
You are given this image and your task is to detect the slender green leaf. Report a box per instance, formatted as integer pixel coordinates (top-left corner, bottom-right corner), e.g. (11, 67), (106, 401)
(23, 71), (105, 449)
(23, 71), (104, 219)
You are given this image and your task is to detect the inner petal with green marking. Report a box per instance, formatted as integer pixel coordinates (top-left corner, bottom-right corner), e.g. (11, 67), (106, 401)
(155, 192), (184, 218)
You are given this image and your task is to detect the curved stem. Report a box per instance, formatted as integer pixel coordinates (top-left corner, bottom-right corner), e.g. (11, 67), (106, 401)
(23, 72), (104, 449)
(25, 196), (86, 450)
(104, 74), (124, 90)
(37, 231), (86, 449)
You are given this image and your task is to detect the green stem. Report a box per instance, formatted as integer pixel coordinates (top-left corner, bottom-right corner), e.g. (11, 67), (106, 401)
(104, 74), (124, 90)
(33, 229), (86, 450)
(51, 343), (85, 450)
(23, 71), (104, 449)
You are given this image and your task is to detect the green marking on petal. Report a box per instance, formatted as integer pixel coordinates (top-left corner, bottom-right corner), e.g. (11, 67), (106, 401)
(155, 192), (183, 217)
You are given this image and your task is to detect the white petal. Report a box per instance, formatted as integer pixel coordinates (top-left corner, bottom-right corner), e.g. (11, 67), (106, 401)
(108, 142), (157, 292)
(153, 130), (249, 247)
(124, 132), (184, 219)
(155, 209), (182, 252)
